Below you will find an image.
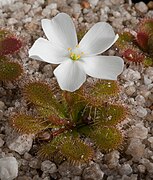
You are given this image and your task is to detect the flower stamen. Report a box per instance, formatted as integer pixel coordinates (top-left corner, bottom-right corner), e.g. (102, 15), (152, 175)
(68, 46), (83, 61)
(68, 48), (72, 51)
(70, 52), (81, 61)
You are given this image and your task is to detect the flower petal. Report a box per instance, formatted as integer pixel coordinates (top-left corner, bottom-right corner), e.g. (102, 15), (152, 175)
(41, 13), (78, 50)
(29, 38), (68, 64)
(54, 60), (86, 92)
(82, 56), (124, 80)
(79, 22), (118, 56)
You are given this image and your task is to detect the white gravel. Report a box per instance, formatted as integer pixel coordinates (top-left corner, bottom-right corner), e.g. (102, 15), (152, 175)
(0, 0), (153, 179)
(0, 157), (18, 180)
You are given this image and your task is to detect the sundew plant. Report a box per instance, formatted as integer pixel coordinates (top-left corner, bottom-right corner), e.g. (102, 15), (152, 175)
(116, 18), (153, 66)
(11, 79), (127, 164)
(10, 13), (127, 164)
(0, 28), (22, 81)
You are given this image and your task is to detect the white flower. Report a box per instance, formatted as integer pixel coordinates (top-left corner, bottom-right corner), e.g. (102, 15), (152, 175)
(29, 13), (124, 92)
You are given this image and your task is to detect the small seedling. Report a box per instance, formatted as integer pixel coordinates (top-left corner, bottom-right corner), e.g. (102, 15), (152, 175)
(116, 18), (153, 66)
(0, 29), (22, 56)
(0, 28), (23, 81)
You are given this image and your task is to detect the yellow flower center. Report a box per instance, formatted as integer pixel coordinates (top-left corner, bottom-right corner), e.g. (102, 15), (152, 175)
(68, 46), (84, 61)
(70, 52), (81, 60)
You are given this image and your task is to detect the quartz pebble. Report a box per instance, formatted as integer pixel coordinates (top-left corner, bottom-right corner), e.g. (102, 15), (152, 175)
(146, 67), (153, 81)
(0, 101), (5, 110)
(58, 161), (83, 177)
(23, 152), (32, 160)
(135, 2), (148, 13)
(48, 3), (57, 9)
(126, 138), (145, 161)
(135, 95), (146, 106)
(43, 4), (57, 17)
(72, 3), (81, 16)
(0, 157), (18, 180)
(145, 162), (153, 173)
(105, 150), (120, 168)
(7, 133), (33, 155)
(121, 69), (141, 81)
(0, 0), (15, 7)
(73, 176), (81, 180)
(82, 162), (104, 180)
(137, 164), (146, 173)
(144, 75), (152, 85)
(119, 164), (133, 175)
(128, 123), (148, 139)
(41, 160), (57, 174)
(140, 158), (153, 173)
(148, 1), (153, 9)
(29, 158), (41, 169)
(125, 86), (136, 96)
(8, 17), (18, 25)
(136, 106), (148, 118)
(23, 4), (31, 13)
(100, 10), (108, 21)
(9, 2), (23, 11)
(148, 137), (153, 149)
(42, 64), (53, 78)
(88, 0), (99, 6)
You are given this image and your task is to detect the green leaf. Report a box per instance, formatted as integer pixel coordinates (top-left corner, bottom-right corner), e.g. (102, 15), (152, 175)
(0, 29), (10, 39)
(90, 126), (123, 152)
(94, 104), (126, 126)
(143, 56), (153, 66)
(23, 82), (67, 118)
(37, 106), (54, 118)
(47, 115), (73, 127)
(60, 137), (94, 164)
(63, 91), (85, 123)
(37, 135), (65, 160)
(138, 19), (153, 35)
(11, 114), (50, 134)
(115, 31), (135, 50)
(81, 80), (119, 105)
(0, 58), (23, 81)
(82, 104), (126, 126)
(77, 124), (93, 137)
(33, 107), (70, 128)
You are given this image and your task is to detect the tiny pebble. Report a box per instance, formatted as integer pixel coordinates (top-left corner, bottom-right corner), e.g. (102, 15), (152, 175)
(119, 164), (133, 175)
(41, 160), (57, 174)
(135, 1), (148, 13)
